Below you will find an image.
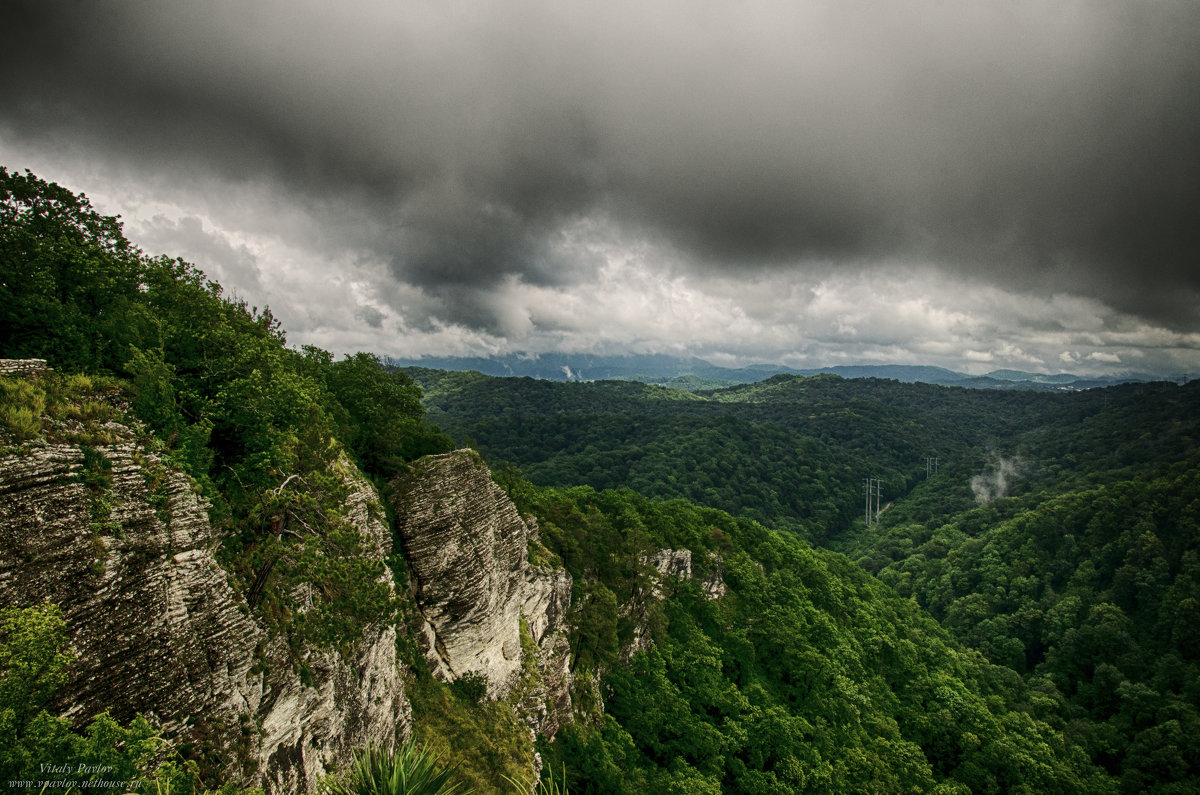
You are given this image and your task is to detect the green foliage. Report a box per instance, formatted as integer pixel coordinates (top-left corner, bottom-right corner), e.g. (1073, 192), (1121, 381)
(0, 168), (145, 373)
(0, 372), (134, 454)
(449, 672), (489, 706)
(407, 676), (534, 794)
(0, 603), (178, 790)
(126, 344), (181, 434)
(855, 461), (1200, 790)
(320, 351), (452, 477)
(0, 376), (46, 442)
(327, 741), (470, 795)
(0, 603), (76, 735)
(511, 486), (1115, 793)
(407, 368), (1089, 544)
(503, 762), (569, 795)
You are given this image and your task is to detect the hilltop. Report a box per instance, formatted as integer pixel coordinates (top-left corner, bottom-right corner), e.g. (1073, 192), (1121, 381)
(389, 353), (1162, 391)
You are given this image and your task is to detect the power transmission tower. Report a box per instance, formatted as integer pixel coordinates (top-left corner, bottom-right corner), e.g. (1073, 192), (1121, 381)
(864, 477), (883, 525)
(925, 457), (939, 478)
(874, 478), (882, 524)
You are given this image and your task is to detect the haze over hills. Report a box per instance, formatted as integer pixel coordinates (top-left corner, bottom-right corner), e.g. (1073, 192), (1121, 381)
(388, 353), (1164, 391)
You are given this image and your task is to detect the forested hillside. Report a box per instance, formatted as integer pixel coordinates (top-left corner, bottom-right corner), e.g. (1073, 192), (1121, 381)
(405, 367), (1138, 544)
(4, 168), (1196, 792)
(407, 362), (1200, 791)
(501, 482), (1114, 793)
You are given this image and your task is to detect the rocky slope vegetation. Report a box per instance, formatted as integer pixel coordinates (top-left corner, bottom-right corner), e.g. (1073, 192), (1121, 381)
(0, 364), (583, 791)
(0, 365), (409, 791)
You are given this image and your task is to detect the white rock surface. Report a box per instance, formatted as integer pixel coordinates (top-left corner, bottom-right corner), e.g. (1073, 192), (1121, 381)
(391, 450), (573, 734)
(0, 403), (409, 793)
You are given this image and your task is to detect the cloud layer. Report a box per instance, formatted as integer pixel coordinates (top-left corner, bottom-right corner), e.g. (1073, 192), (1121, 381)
(3, 1), (1199, 373)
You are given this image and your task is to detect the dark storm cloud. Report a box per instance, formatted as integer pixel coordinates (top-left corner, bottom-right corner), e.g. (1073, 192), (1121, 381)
(3, 1), (1200, 328)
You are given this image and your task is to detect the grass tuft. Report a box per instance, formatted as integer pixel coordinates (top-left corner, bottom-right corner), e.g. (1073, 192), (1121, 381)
(327, 741), (470, 795)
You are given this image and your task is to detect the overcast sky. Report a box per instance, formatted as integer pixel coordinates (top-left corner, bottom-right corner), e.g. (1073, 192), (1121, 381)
(3, 1), (1199, 375)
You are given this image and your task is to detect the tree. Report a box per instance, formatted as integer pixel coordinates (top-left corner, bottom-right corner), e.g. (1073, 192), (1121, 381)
(0, 603), (159, 785)
(0, 167), (144, 372)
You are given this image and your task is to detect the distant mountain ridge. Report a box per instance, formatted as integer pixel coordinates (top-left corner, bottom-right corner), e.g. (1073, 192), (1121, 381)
(388, 353), (1161, 391)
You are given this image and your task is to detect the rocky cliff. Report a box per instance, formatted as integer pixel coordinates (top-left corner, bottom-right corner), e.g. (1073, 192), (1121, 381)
(1, 364), (584, 790)
(644, 548), (727, 600)
(0, 367), (408, 792)
(390, 450), (574, 737)
(620, 548), (727, 662)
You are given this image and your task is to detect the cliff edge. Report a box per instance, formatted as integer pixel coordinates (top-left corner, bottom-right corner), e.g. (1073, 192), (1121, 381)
(0, 365), (408, 792)
(390, 450), (573, 738)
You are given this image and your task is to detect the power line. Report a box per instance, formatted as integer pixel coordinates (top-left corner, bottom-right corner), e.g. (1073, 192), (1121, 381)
(864, 477), (883, 525)
(875, 478), (882, 523)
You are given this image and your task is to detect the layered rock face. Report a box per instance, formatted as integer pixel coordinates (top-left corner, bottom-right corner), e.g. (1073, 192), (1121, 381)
(2, 370), (579, 787)
(0, 358), (48, 376)
(622, 548), (727, 661)
(0, 388), (408, 792)
(644, 548), (727, 600)
(391, 450), (573, 735)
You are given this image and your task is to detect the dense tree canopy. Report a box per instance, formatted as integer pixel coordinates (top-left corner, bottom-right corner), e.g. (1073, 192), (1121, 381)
(499, 482), (1115, 793)
(412, 361), (1200, 791)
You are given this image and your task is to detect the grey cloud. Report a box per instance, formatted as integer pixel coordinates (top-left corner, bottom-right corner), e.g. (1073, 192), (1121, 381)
(355, 305), (385, 329)
(133, 215), (262, 291)
(2, 0), (1200, 338)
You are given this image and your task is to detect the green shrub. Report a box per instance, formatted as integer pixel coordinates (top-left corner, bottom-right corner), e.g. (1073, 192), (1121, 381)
(503, 762), (569, 795)
(449, 672), (489, 705)
(0, 404), (41, 442)
(408, 676), (533, 793)
(0, 604), (161, 787)
(0, 377), (46, 441)
(327, 741), (469, 795)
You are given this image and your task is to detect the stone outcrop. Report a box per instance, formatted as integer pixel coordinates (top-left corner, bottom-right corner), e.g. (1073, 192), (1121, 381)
(390, 450), (573, 735)
(0, 388), (409, 793)
(255, 461), (411, 792)
(1, 372), (582, 787)
(644, 548), (728, 600)
(0, 358), (49, 376)
(622, 548), (727, 661)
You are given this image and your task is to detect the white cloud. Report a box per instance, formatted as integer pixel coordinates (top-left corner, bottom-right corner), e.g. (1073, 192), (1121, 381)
(5, 137), (1199, 376)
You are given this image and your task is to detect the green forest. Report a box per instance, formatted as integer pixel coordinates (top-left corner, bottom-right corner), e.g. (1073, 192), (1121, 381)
(3, 168), (1199, 792)
(404, 358), (1200, 792)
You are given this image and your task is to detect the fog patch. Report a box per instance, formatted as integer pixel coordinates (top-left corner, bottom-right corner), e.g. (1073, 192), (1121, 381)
(972, 456), (1022, 503)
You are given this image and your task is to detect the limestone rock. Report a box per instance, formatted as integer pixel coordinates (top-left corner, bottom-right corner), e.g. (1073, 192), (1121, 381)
(622, 547), (727, 660)
(642, 548), (727, 600)
(257, 625), (408, 793)
(646, 548), (693, 579)
(0, 390), (409, 793)
(0, 358), (49, 376)
(390, 449), (573, 734)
